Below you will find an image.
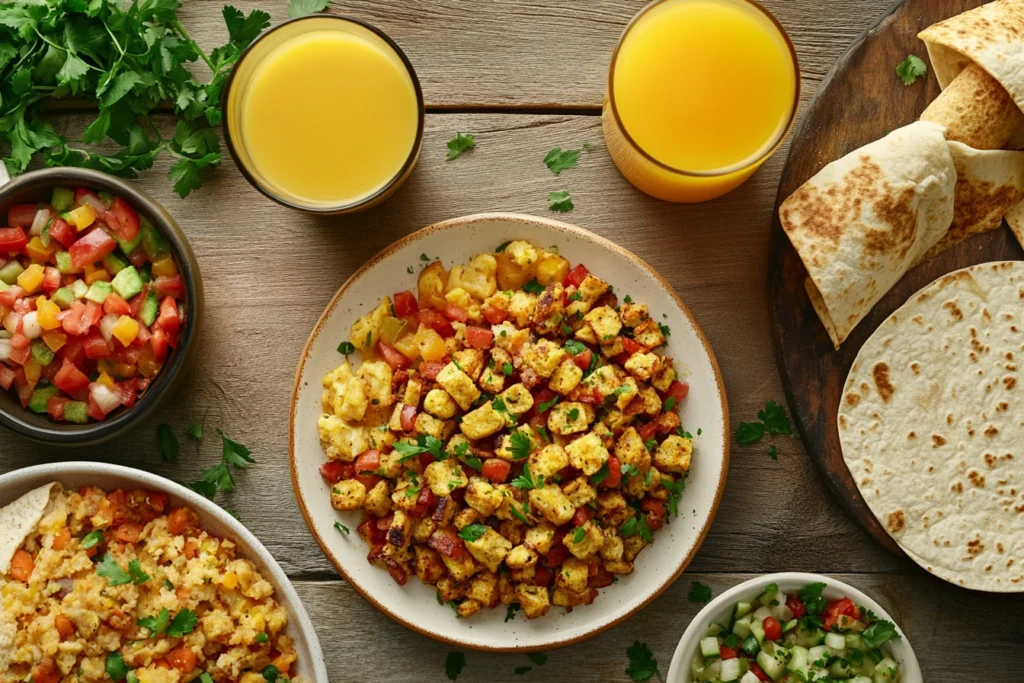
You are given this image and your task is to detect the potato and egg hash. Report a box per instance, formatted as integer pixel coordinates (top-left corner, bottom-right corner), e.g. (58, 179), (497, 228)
(317, 240), (695, 619)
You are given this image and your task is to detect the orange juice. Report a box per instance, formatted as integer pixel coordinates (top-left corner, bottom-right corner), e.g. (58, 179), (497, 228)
(603, 0), (798, 203)
(224, 17), (423, 212)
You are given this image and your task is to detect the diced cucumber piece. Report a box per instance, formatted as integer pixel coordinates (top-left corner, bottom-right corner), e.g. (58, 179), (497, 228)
(140, 291), (158, 326)
(115, 228), (144, 256)
(705, 622), (725, 638)
(139, 262), (152, 283)
(111, 265), (143, 300)
(734, 601), (753, 619)
(851, 677), (873, 683)
(829, 658), (855, 678)
(741, 636), (760, 656)
(824, 632), (847, 650)
(808, 645), (829, 666)
(55, 251), (76, 275)
(0, 330), (10, 339)
(51, 187), (74, 212)
(756, 650), (786, 681)
(700, 636), (721, 659)
(752, 606), (772, 622)
(750, 618), (766, 645)
(85, 281), (113, 304)
(141, 218), (170, 260)
(837, 615), (866, 632)
(795, 624), (826, 647)
(719, 658), (742, 682)
(770, 603), (794, 623)
(0, 261), (25, 285)
(40, 221), (52, 247)
(845, 634), (865, 651)
(786, 646), (809, 677)
(30, 340), (54, 366)
(104, 251), (130, 275)
(63, 400), (89, 424)
(872, 658), (899, 683)
(758, 584), (779, 606)
(783, 619), (798, 633)
(52, 287), (76, 310)
(28, 384), (60, 413)
(732, 615), (752, 639)
(71, 280), (88, 299)
(740, 673), (761, 683)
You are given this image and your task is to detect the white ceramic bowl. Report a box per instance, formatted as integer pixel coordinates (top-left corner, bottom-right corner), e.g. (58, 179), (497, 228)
(290, 212), (730, 650)
(666, 572), (922, 683)
(0, 462), (328, 682)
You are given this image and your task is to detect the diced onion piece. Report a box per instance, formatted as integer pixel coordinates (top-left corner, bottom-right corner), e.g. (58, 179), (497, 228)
(0, 339), (11, 361)
(78, 193), (106, 214)
(21, 311), (41, 339)
(99, 313), (119, 341)
(90, 383), (122, 415)
(30, 208), (50, 236)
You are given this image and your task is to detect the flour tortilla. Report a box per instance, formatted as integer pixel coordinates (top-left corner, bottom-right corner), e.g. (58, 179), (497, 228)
(838, 262), (1024, 592)
(0, 483), (61, 574)
(779, 121), (956, 348)
(920, 62), (1024, 150)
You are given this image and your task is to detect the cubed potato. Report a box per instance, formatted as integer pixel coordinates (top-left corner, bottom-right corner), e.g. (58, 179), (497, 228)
(561, 477), (596, 507)
(600, 532), (624, 562)
(318, 415), (369, 462)
(515, 584), (551, 619)
(415, 412), (456, 441)
(452, 348), (485, 380)
(440, 550), (481, 582)
(583, 306), (622, 342)
(552, 586), (598, 608)
(497, 382), (534, 416)
(633, 319), (666, 349)
(466, 571), (500, 608)
(386, 509), (413, 549)
(424, 458), (470, 497)
(524, 522), (557, 554)
(505, 544), (538, 569)
(457, 599), (483, 618)
(528, 444), (569, 480)
(534, 253), (569, 286)
(562, 520), (604, 560)
(577, 275), (609, 303)
(614, 426), (651, 470)
(414, 546), (447, 584)
(528, 485), (575, 526)
(330, 479), (366, 511)
(547, 401), (594, 435)
(364, 480), (393, 517)
(350, 297), (390, 352)
(454, 507), (483, 530)
(596, 491), (634, 529)
(448, 253), (498, 301)
(653, 435), (693, 474)
(459, 402), (505, 440)
(436, 576), (467, 602)
(565, 432), (609, 476)
(424, 389), (458, 419)
(418, 261), (449, 309)
(464, 528), (512, 573)
(619, 302), (649, 328)
(465, 479), (504, 516)
(520, 339), (568, 378)
(555, 557), (590, 593)
(508, 291), (537, 327)
(436, 362), (481, 411)
(624, 352), (662, 382)
(532, 283), (567, 336)
(548, 358), (583, 395)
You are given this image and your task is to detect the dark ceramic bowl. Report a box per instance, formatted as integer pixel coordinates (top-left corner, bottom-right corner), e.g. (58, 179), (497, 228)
(0, 168), (203, 446)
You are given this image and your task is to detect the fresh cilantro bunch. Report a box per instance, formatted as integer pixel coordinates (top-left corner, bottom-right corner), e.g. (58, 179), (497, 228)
(0, 0), (270, 196)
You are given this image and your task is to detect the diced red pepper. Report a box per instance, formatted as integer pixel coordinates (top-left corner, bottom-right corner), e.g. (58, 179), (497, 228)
(417, 309), (455, 338)
(87, 395), (106, 421)
(9, 332), (28, 350)
(46, 396), (68, 421)
(441, 303), (468, 323)
(533, 565), (553, 587)
(150, 275), (184, 299)
(82, 301), (102, 329)
(320, 461), (354, 484)
(481, 459), (510, 483)
(49, 218), (76, 249)
(392, 290), (418, 317)
(637, 420), (658, 442)
(102, 294), (131, 316)
(0, 227), (28, 254)
(105, 197), (140, 242)
(149, 328), (170, 364)
(599, 456), (622, 488)
(545, 543), (570, 566)
(8, 343), (30, 366)
(0, 285), (24, 307)
(354, 450), (381, 476)
(748, 663), (771, 682)
(665, 380), (689, 405)
(82, 330), (111, 359)
(155, 297), (179, 347)
(58, 339), (85, 366)
(398, 404), (417, 431)
(571, 348), (593, 371)
(822, 597), (860, 631)
(69, 229), (116, 269)
(53, 359), (91, 395)
(465, 326), (493, 349)
(0, 365), (16, 390)
(377, 341), (412, 370)
(482, 303), (507, 324)
(113, 380), (137, 409)
(572, 505), (595, 527)
(564, 263), (589, 289)
(642, 498), (666, 530)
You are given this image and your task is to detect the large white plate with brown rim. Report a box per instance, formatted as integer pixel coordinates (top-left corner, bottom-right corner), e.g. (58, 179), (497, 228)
(289, 213), (729, 650)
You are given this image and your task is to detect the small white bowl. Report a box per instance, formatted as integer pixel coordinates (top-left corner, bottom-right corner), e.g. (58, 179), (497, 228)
(666, 572), (922, 683)
(0, 462), (328, 683)
(290, 212), (730, 650)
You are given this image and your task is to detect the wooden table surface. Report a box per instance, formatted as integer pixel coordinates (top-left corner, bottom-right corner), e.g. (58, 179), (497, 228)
(3, 0), (1018, 680)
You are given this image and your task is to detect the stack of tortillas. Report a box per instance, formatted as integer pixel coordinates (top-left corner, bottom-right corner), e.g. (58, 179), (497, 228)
(780, 0), (1024, 348)
(838, 262), (1024, 592)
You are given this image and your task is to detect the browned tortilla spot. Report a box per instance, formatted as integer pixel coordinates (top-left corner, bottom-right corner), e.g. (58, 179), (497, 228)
(1003, 375), (1017, 390)
(967, 537), (985, 557)
(844, 392), (861, 407)
(872, 362), (894, 403)
(933, 434), (947, 447)
(944, 300), (964, 321)
(952, 481), (964, 494)
(968, 470), (987, 488)
(985, 425), (1000, 437)
(887, 510), (905, 533)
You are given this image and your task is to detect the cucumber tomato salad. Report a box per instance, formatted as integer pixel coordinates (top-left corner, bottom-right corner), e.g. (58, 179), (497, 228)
(0, 187), (185, 422)
(692, 582), (902, 683)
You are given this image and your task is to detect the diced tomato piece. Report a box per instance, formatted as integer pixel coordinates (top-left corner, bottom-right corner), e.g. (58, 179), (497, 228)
(69, 228), (116, 269)
(637, 421), (658, 442)
(409, 487), (438, 519)
(82, 301), (102, 329)
(572, 506), (595, 527)
(482, 303), (507, 325)
(74, 188), (101, 205)
(419, 359), (447, 380)
(320, 460), (353, 484)
(54, 359), (90, 395)
(545, 543), (570, 566)
(61, 302), (87, 336)
(167, 507), (201, 536)
(786, 594), (807, 618)
(417, 309), (455, 338)
(377, 341), (412, 370)
(49, 218), (76, 249)
(0, 365), (16, 390)
(354, 450), (381, 476)
(43, 267), (61, 295)
(82, 330), (111, 359)
(762, 616), (782, 642)
(113, 380), (136, 409)
(532, 387), (557, 414)
(151, 275), (184, 299)
(103, 294), (131, 316)
(0, 227), (28, 253)
(665, 380), (689, 405)
(481, 459), (510, 483)
(9, 332), (28, 350)
(0, 285), (24, 307)
(441, 303), (468, 323)
(105, 197), (140, 242)
(564, 263), (589, 289)
(149, 328), (170, 364)
(127, 249), (147, 268)
(392, 290), (418, 317)
(748, 663), (771, 682)
(720, 646), (739, 660)
(7, 205), (37, 229)
(395, 404), (416, 431)
(465, 326), (493, 349)
(114, 522), (144, 544)
(417, 452), (436, 470)
(8, 344), (30, 366)
(87, 395), (106, 420)
(822, 597), (860, 631)
(155, 297), (179, 347)
(571, 348), (593, 371)
(642, 498), (666, 530)
(166, 645), (197, 673)
(600, 456), (622, 488)
(129, 286), (148, 317)
(533, 565), (553, 587)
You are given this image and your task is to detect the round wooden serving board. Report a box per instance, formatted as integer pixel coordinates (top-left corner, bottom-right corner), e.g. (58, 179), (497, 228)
(768, 0), (1024, 556)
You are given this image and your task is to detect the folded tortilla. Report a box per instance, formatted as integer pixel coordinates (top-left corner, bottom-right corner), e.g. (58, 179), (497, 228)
(0, 483), (60, 574)
(838, 261), (1024, 592)
(779, 121), (956, 348)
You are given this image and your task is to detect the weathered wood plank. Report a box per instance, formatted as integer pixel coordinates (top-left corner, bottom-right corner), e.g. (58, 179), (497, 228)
(295, 572), (1016, 681)
(173, 0), (897, 107)
(5, 112), (902, 579)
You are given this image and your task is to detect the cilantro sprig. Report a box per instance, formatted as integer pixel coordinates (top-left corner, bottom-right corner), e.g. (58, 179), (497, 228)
(896, 54), (927, 85)
(96, 553), (149, 586)
(548, 190), (574, 213)
(736, 400), (793, 459)
(543, 147), (580, 174)
(687, 581), (712, 604)
(187, 430), (255, 500)
(446, 132), (476, 160)
(625, 641), (661, 682)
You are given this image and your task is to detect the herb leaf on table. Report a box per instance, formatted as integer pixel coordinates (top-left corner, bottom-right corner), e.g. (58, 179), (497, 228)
(896, 54), (927, 85)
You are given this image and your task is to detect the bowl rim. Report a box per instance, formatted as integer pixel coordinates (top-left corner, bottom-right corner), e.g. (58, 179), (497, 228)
(665, 572), (923, 683)
(0, 167), (203, 445)
(0, 461), (329, 682)
(288, 211), (731, 651)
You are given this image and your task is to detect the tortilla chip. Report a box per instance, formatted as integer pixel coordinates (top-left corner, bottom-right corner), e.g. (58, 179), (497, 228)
(0, 483), (61, 574)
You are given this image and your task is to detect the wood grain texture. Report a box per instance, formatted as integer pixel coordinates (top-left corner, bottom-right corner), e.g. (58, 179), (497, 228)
(170, 0), (896, 108)
(768, 0), (1024, 560)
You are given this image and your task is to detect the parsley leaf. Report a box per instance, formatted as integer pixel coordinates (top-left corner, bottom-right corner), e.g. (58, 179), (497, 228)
(590, 460), (610, 485)
(80, 530), (104, 550)
(137, 608), (171, 636)
(514, 666), (531, 675)
(287, 0), (331, 18)
(127, 559), (150, 585)
(219, 430), (254, 468)
(548, 190), (574, 213)
(166, 608), (198, 637)
(446, 132), (476, 160)
(798, 582), (828, 616)
(688, 581), (712, 604)
(188, 429), (256, 500)
(625, 641), (660, 682)
(157, 424), (179, 463)
(522, 278), (545, 294)
(661, 476), (685, 517)
(543, 147), (581, 174)
(735, 421), (766, 445)
(334, 521), (350, 535)
(106, 652), (130, 682)
(505, 603), (520, 622)
(767, 445), (778, 460)
(96, 554), (133, 586)
(896, 54), (927, 85)
(457, 524), (488, 542)
(185, 420), (204, 441)
(394, 434), (447, 462)
(511, 462), (541, 490)
(571, 526), (586, 543)
(527, 652), (548, 665)
(537, 394), (560, 413)
(509, 431), (532, 460)
(495, 241), (512, 252)
(862, 620), (900, 649)
(337, 341), (356, 355)
(758, 400), (792, 437)
(445, 651), (466, 681)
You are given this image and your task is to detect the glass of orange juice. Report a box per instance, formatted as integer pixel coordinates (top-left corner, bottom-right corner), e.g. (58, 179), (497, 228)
(222, 16), (424, 214)
(603, 0), (800, 203)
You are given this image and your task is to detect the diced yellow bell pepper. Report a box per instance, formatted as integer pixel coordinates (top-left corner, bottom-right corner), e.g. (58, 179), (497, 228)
(96, 371), (116, 390)
(25, 237), (57, 264)
(151, 256), (178, 278)
(66, 205), (96, 231)
(35, 297), (61, 331)
(115, 363), (137, 379)
(23, 358), (41, 386)
(84, 264), (111, 284)
(222, 572), (239, 590)
(111, 315), (140, 347)
(42, 329), (67, 353)
(17, 264), (45, 294)
(137, 344), (161, 378)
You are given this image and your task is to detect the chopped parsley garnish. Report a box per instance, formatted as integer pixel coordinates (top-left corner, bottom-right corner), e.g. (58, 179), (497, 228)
(643, 439), (657, 452)
(662, 396), (676, 412)
(548, 190), (574, 213)
(564, 339), (587, 355)
(543, 147), (581, 174)
(337, 341), (356, 355)
(446, 132), (476, 160)
(394, 434), (447, 462)
(445, 651), (467, 681)
(896, 54), (927, 85)
(522, 278), (545, 294)
(457, 524), (488, 542)
(185, 419), (204, 441)
(407, 266), (415, 274)
(798, 582), (828, 616)
(511, 462), (542, 490)
(515, 666), (531, 675)
(166, 608), (199, 637)
(157, 424), (179, 463)
(623, 295), (633, 304)
(619, 513), (653, 543)
(334, 521), (350, 535)
(625, 641), (660, 682)
(567, 407), (580, 421)
(137, 608), (171, 636)
(620, 463), (640, 479)
(287, 0), (330, 17)
(736, 399), (793, 459)
(509, 431), (532, 460)
(537, 394), (560, 413)
(80, 530), (104, 550)
(505, 603), (520, 622)
(527, 652), (548, 666)
(590, 460), (610, 485)
(188, 431), (256, 500)
(106, 652), (130, 682)
(495, 241), (512, 253)
(662, 476), (685, 517)
(658, 322), (670, 337)
(571, 526), (586, 543)
(862, 620), (901, 649)
(510, 501), (531, 524)
(688, 581), (712, 604)
(97, 554), (148, 586)
(767, 445), (778, 460)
